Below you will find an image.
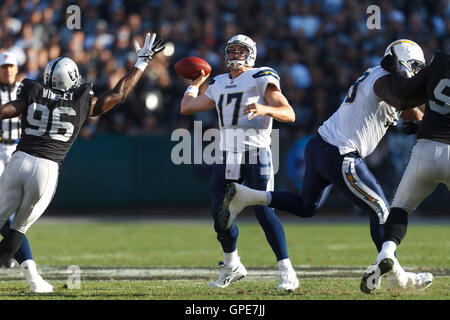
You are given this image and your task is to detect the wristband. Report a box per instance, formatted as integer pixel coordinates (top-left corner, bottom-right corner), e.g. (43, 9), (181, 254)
(184, 85), (199, 97)
(134, 59), (148, 72)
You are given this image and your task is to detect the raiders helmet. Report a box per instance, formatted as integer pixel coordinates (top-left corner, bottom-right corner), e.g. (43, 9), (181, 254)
(43, 57), (81, 92)
(224, 34), (257, 69)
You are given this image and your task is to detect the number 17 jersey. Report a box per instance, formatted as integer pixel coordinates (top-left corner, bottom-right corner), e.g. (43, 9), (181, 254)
(205, 67), (281, 152)
(16, 79), (93, 165)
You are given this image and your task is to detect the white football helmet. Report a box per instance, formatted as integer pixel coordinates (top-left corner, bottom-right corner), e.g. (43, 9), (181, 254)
(384, 39), (425, 74)
(224, 34), (257, 69)
(43, 57), (81, 92)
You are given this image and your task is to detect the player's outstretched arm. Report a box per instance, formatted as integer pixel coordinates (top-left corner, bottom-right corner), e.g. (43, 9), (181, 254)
(180, 69), (215, 115)
(90, 33), (165, 117)
(243, 84), (295, 122)
(374, 49), (429, 110)
(374, 74), (427, 110)
(0, 100), (27, 120)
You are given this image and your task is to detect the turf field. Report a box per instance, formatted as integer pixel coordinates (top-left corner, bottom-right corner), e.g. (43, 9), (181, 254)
(0, 217), (448, 302)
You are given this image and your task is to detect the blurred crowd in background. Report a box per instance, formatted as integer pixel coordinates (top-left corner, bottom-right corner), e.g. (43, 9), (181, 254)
(0, 0), (449, 197)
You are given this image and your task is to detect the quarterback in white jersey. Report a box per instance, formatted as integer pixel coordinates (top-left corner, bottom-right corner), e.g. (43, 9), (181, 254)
(219, 39), (432, 292)
(180, 34), (299, 291)
(205, 66), (280, 152)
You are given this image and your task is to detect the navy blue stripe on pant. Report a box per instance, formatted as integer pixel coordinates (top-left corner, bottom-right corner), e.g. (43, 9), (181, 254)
(211, 149), (288, 261)
(269, 134), (389, 252)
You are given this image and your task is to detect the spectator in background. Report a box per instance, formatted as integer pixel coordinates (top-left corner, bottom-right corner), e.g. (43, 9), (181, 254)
(0, 0), (448, 197)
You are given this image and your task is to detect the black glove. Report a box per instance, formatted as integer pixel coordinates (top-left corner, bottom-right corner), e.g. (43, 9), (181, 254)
(381, 47), (402, 74)
(402, 120), (421, 135)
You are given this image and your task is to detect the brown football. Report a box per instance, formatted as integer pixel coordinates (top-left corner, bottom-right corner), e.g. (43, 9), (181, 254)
(174, 57), (212, 80)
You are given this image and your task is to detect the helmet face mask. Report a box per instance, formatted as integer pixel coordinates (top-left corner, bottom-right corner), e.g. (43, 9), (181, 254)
(409, 59), (425, 74)
(224, 34), (257, 70)
(44, 57), (81, 92)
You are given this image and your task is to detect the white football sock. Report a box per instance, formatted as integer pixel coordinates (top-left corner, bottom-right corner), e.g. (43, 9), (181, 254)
(223, 250), (240, 268)
(378, 241), (397, 261)
(278, 258), (294, 272)
(20, 260), (40, 280)
(243, 188), (269, 206)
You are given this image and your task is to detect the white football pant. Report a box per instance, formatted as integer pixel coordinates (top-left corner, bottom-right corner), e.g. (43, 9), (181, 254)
(0, 143), (17, 175)
(0, 151), (59, 234)
(391, 139), (450, 213)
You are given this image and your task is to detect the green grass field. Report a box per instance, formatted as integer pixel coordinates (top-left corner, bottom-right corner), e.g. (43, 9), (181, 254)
(0, 218), (448, 301)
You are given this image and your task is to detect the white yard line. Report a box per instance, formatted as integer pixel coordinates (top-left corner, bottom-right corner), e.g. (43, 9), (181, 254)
(0, 266), (448, 281)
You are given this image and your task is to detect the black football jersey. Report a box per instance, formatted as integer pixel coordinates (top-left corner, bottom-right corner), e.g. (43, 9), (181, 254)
(16, 79), (93, 164)
(416, 51), (450, 144)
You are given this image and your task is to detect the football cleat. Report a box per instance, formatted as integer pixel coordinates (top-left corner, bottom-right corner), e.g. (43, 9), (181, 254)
(277, 270), (299, 291)
(27, 275), (54, 293)
(360, 258), (394, 294)
(208, 261), (247, 288)
(387, 271), (434, 290)
(218, 183), (254, 230)
(412, 272), (433, 290)
(20, 260), (54, 293)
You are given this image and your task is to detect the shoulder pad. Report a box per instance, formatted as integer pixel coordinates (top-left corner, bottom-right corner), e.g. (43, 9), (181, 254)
(252, 68), (280, 81)
(430, 50), (450, 65)
(17, 78), (40, 95)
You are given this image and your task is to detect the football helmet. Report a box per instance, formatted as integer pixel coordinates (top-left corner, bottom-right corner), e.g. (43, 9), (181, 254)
(43, 57), (81, 92)
(384, 39), (425, 74)
(224, 34), (257, 69)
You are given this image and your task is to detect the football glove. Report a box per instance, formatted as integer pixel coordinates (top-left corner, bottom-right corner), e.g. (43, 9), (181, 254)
(134, 33), (166, 71)
(381, 47), (402, 74)
(402, 120), (421, 135)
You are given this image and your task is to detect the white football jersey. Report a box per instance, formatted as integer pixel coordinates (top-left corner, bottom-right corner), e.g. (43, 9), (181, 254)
(205, 67), (281, 152)
(318, 66), (399, 158)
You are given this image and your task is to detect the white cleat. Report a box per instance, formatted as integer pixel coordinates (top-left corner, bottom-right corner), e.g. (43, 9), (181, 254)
(387, 271), (433, 290)
(27, 275), (54, 293)
(20, 260), (53, 293)
(277, 270), (299, 291)
(208, 261), (247, 288)
(384, 257), (409, 289)
(412, 272), (433, 290)
(218, 183), (255, 230)
(360, 257), (394, 294)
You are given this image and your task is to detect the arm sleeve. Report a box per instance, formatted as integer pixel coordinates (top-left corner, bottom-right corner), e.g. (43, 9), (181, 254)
(389, 66), (429, 100)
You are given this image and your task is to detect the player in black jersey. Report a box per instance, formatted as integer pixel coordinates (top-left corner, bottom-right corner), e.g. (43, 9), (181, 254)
(361, 50), (449, 293)
(0, 33), (165, 292)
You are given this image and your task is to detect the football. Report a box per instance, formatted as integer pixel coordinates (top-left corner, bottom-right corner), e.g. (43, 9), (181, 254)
(174, 57), (211, 80)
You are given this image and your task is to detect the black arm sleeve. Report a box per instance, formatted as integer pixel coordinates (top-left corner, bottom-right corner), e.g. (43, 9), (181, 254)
(389, 66), (429, 100)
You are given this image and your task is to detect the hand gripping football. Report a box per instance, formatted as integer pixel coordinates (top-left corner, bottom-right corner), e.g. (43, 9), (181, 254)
(175, 57), (211, 80)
